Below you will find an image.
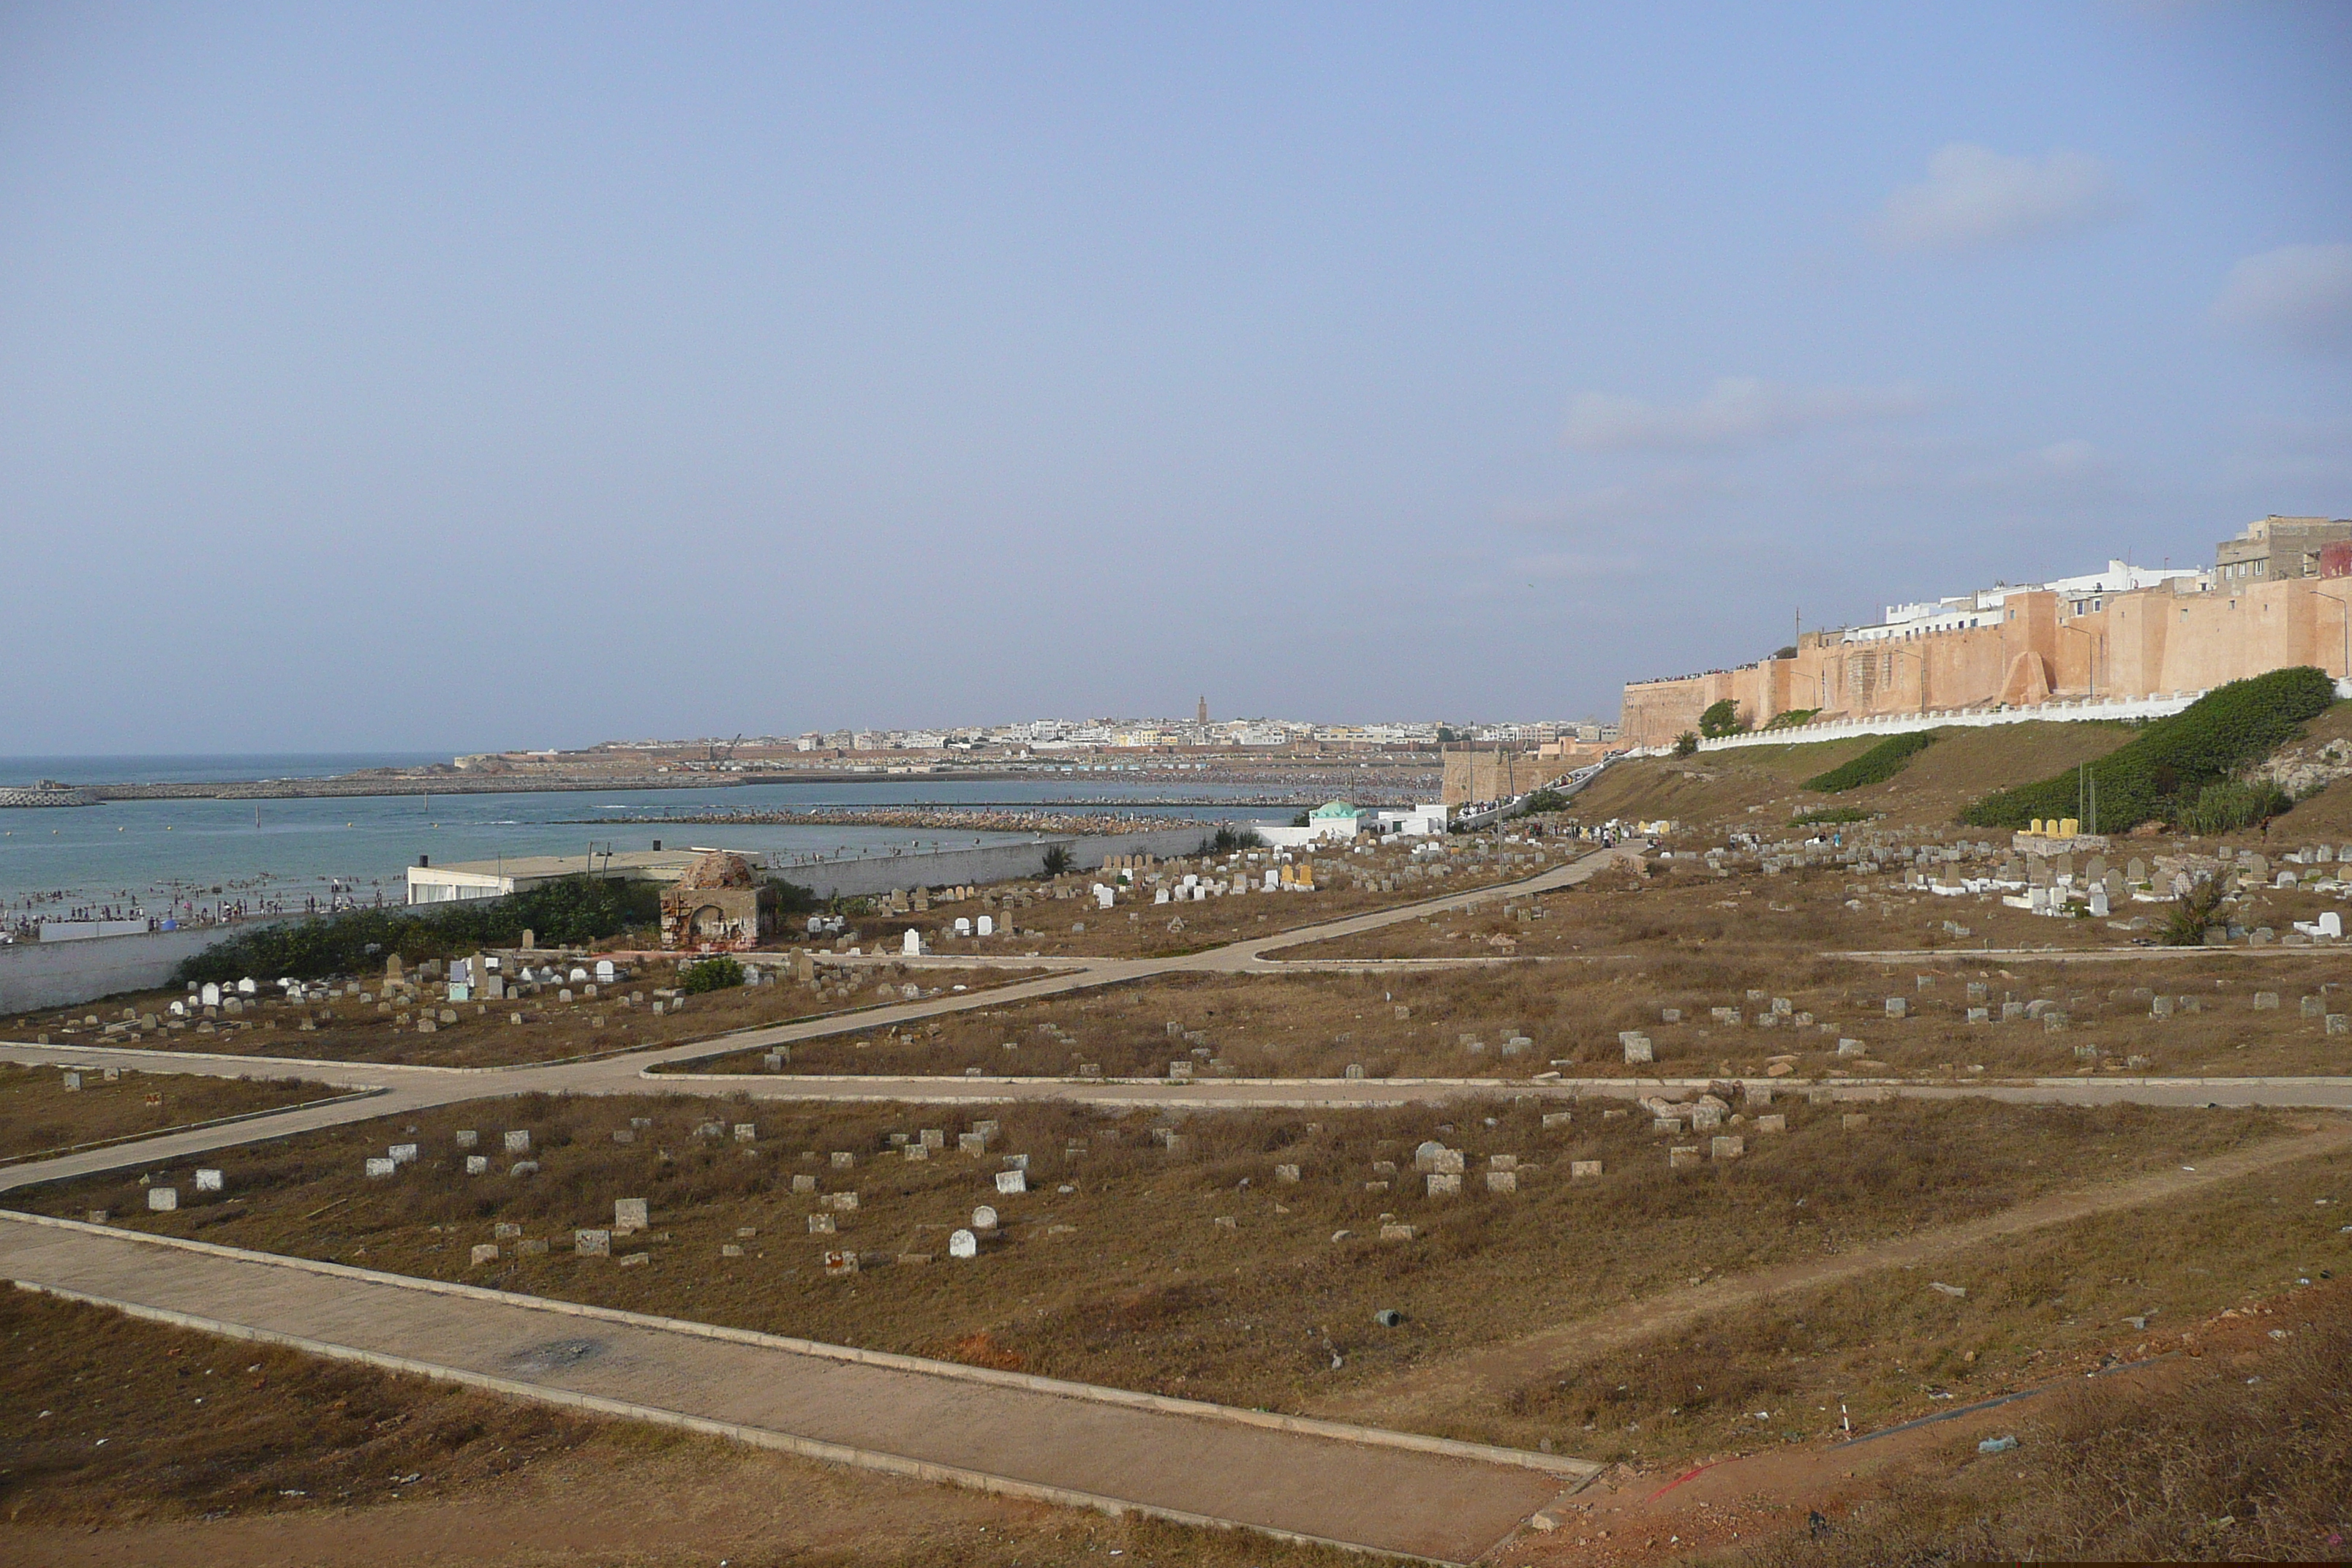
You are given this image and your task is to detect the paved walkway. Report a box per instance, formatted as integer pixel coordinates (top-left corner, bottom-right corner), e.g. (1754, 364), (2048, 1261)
(0, 1213), (1585, 1563)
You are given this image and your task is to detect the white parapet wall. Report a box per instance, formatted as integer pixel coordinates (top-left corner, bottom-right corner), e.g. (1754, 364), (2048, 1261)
(1629, 675), (2352, 758)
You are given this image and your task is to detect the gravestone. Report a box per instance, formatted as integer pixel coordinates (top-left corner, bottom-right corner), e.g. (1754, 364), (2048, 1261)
(471, 1243), (500, 1265)
(614, 1199), (648, 1233)
(1667, 1146), (1700, 1169)
(464, 1156), (489, 1175)
(995, 1169), (1028, 1195)
(808, 1213), (837, 1233)
(194, 1169), (223, 1193)
(1425, 1171), (1462, 1196)
(1756, 1114), (1787, 1134)
(1570, 1160), (1602, 1178)
(948, 1228), (979, 1259)
(972, 1205), (998, 1231)
(365, 1158), (396, 1178)
(575, 1229), (611, 1256)
(454, 1130), (479, 1150)
(505, 1130), (532, 1154)
(147, 1187), (178, 1211)
(1711, 1135), (1745, 1160)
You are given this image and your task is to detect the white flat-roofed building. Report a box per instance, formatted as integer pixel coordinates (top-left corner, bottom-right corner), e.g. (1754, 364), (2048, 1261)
(405, 848), (706, 905)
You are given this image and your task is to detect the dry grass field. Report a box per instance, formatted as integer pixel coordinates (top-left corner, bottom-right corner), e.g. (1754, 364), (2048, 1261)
(2, 962), (1046, 1070)
(1711, 1280), (2352, 1568)
(0, 1063), (332, 1163)
(0, 1289), (1349, 1568)
(681, 930), (2352, 1082)
(25, 1091), (2291, 1450)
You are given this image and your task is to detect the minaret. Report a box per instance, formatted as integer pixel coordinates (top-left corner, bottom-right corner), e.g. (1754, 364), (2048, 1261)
(1196, 695), (1209, 725)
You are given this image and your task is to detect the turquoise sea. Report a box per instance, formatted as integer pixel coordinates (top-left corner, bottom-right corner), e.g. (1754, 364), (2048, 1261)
(0, 757), (1283, 925)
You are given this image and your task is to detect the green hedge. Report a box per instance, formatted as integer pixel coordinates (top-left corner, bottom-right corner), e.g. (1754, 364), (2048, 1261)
(1802, 731), (1937, 793)
(174, 875), (664, 986)
(1961, 666), (2335, 832)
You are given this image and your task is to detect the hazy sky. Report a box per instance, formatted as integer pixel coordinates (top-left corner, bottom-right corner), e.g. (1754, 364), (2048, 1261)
(4, 4), (2348, 753)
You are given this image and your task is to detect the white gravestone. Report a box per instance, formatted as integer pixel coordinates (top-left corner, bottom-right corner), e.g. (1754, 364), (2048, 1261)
(148, 1187), (178, 1211)
(948, 1228), (979, 1259)
(995, 1169), (1028, 1195)
(194, 1169), (223, 1192)
(504, 1130), (531, 1153)
(972, 1205), (998, 1230)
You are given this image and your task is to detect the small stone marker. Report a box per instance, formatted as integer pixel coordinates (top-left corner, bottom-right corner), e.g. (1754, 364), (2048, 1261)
(614, 1199), (648, 1233)
(1485, 1169), (1518, 1193)
(365, 1157), (397, 1178)
(455, 1130), (479, 1150)
(575, 1229), (611, 1256)
(464, 1156), (489, 1175)
(808, 1213), (837, 1234)
(471, 1243), (500, 1265)
(1619, 1030), (1653, 1064)
(734, 1123), (755, 1143)
(1275, 1163), (1300, 1183)
(148, 1187), (178, 1210)
(1570, 1159), (1602, 1179)
(1842, 1112), (1871, 1130)
(1379, 1221), (1415, 1241)
(948, 1228), (979, 1259)
(61, 1071), (80, 1091)
(389, 1142), (418, 1164)
(1757, 1114), (1787, 1134)
(972, 1204), (998, 1230)
(1885, 998), (1907, 1018)
(995, 1169), (1028, 1195)
(194, 1169), (223, 1192)
(1425, 1171), (1461, 1196)
(1711, 1135), (1744, 1160)
(792, 1173), (817, 1192)
(504, 1131), (531, 1154)
(1667, 1146), (1700, 1169)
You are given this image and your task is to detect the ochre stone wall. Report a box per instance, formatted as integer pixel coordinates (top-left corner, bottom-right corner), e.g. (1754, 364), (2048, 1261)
(1618, 578), (2344, 747)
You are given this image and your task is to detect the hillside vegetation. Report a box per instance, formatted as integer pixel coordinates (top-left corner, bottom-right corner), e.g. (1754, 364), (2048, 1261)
(1963, 666), (2335, 833)
(1801, 731), (1936, 793)
(1572, 723), (2132, 832)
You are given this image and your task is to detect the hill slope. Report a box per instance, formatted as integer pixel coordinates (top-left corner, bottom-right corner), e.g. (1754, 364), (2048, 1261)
(1572, 722), (2136, 832)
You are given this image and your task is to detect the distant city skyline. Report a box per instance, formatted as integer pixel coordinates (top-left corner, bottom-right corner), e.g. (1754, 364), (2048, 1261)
(3, 4), (2345, 753)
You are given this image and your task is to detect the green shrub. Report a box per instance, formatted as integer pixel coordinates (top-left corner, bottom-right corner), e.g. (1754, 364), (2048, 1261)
(1762, 708), (1820, 731)
(1206, 824), (1266, 853)
(1791, 806), (1872, 826)
(1517, 788), (1570, 815)
(1673, 731), (1700, 757)
(1039, 845), (1074, 878)
(1963, 668), (2335, 832)
(1802, 731), (1937, 793)
(2175, 779), (2292, 835)
(680, 955), (745, 992)
(1698, 699), (1745, 738)
(174, 875), (661, 986)
(2159, 877), (2227, 948)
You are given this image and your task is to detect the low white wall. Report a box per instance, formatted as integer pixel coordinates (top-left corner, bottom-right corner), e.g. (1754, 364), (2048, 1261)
(0, 919), (298, 1014)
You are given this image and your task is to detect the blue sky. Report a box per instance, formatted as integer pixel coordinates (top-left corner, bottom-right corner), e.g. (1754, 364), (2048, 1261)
(3, 4), (2347, 752)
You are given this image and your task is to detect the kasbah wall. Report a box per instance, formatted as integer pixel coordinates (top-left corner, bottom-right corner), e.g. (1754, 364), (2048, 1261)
(1618, 575), (2351, 748)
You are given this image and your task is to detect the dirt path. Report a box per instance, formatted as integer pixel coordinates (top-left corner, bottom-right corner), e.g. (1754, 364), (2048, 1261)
(1313, 1118), (2352, 1433)
(0, 1212), (1588, 1564)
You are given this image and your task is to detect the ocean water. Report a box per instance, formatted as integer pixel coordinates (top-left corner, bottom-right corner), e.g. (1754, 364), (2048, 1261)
(0, 766), (1286, 922)
(1, 753), (450, 788)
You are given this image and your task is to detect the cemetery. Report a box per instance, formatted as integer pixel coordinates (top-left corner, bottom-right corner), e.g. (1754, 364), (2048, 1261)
(1, 954), (1046, 1071)
(870, 832), (1578, 961)
(0, 1060), (329, 1161)
(29, 1087), (2298, 1469)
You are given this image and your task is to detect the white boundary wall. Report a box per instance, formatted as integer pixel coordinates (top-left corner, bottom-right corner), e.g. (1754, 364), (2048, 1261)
(1631, 676), (2352, 759)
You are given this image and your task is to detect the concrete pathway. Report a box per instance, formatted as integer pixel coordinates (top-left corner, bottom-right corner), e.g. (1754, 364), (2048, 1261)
(0, 1213), (1586, 1563)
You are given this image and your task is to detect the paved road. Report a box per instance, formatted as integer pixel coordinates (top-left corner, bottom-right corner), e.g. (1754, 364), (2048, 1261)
(0, 1213), (1586, 1563)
